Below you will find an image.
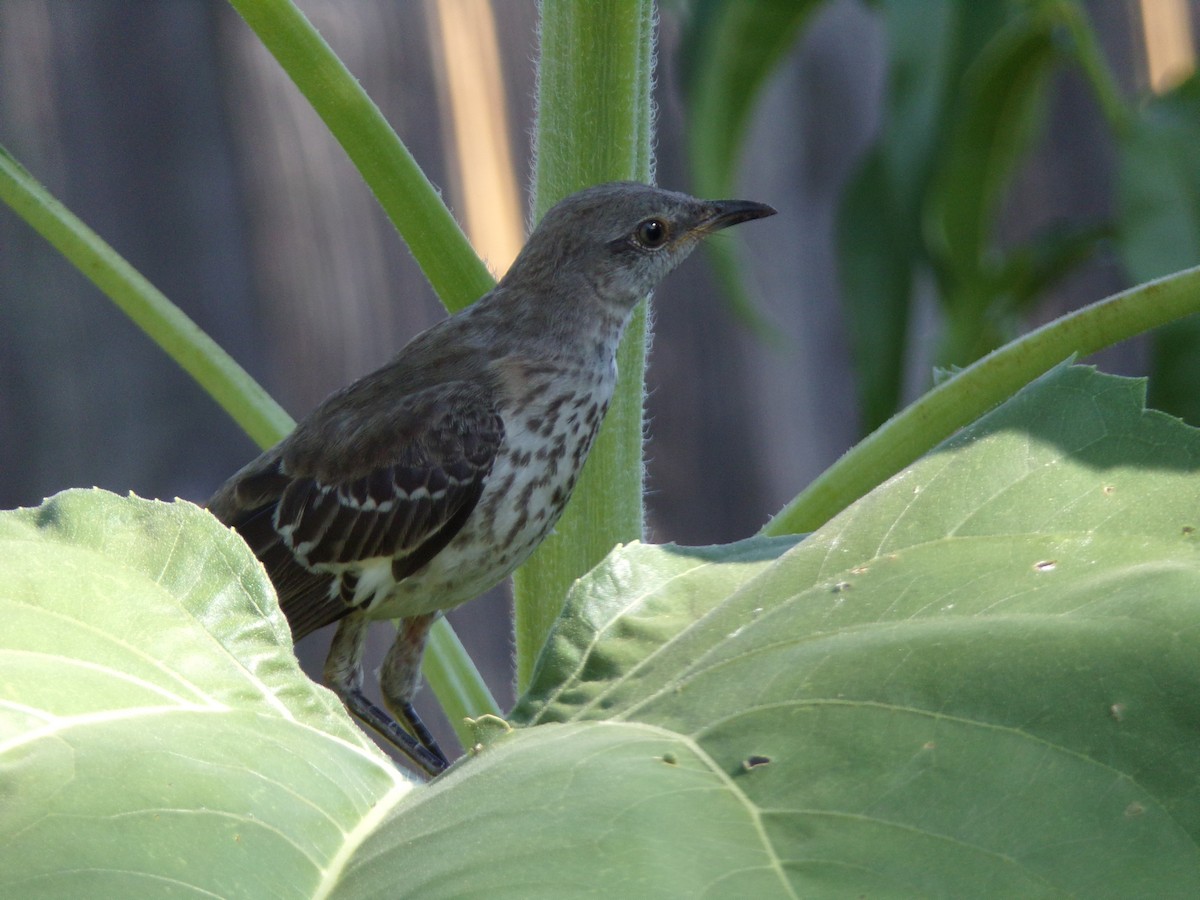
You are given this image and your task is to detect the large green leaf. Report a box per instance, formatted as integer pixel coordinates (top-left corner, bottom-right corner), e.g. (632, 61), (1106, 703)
(343, 364), (1200, 895)
(0, 491), (409, 897)
(10, 364), (1200, 895)
(1116, 75), (1200, 425)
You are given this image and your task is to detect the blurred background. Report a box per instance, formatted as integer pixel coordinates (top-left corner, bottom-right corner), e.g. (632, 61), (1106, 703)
(2, 0), (1198, 754)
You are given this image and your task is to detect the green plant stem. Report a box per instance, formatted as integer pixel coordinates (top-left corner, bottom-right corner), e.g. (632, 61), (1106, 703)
(225, 0), (508, 724)
(424, 618), (501, 745)
(0, 145), (293, 447)
(227, 0), (494, 312)
(0, 141), (497, 731)
(512, 0), (655, 691)
(763, 263), (1200, 536)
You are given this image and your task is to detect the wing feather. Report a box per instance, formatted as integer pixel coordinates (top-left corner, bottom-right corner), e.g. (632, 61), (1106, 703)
(208, 381), (504, 640)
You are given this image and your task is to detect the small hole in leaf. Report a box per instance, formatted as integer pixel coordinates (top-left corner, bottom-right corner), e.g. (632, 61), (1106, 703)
(1034, 560), (1057, 572)
(743, 755), (771, 770)
(1102, 485), (1116, 496)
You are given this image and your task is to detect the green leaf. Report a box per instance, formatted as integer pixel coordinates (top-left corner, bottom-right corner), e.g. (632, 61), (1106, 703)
(1115, 76), (1200, 284)
(763, 263), (1200, 536)
(875, 0), (974, 214)
(12, 365), (1200, 894)
(837, 147), (917, 431)
(681, 0), (822, 199)
(357, 364), (1200, 895)
(336, 722), (800, 898)
(0, 490), (407, 897)
(919, 2), (1120, 370)
(680, 0), (822, 333)
(517, 535), (804, 720)
(1115, 75), (1200, 424)
(926, 5), (1065, 304)
(837, 0), (1043, 427)
(995, 220), (1112, 315)
(927, 5), (1062, 272)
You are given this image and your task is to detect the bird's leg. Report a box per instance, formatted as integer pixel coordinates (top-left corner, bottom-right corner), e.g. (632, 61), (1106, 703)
(380, 612), (447, 767)
(324, 611), (447, 776)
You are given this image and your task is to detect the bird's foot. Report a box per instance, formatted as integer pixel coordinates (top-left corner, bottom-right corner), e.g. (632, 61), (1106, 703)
(344, 687), (448, 777)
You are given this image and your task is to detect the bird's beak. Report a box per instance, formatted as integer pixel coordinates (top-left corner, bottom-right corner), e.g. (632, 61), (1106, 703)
(700, 199), (777, 232)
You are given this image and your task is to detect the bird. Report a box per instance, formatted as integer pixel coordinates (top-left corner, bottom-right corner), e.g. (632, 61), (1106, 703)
(207, 181), (776, 775)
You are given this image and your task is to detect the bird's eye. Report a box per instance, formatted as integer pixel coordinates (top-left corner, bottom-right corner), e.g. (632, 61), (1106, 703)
(634, 218), (669, 249)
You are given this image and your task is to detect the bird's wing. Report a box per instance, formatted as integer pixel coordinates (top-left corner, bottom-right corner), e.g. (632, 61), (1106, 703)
(208, 382), (505, 639)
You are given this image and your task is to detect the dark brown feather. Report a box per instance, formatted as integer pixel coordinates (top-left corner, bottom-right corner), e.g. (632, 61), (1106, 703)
(208, 382), (504, 639)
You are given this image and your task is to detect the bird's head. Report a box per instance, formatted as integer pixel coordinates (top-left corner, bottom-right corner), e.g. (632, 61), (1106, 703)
(501, 182), (776, 314)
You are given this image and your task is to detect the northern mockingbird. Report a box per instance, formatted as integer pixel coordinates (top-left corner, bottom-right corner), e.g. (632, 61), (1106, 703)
(208, 181), (775, 774)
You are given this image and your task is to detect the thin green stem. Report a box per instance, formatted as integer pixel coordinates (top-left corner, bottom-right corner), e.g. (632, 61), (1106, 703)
(227, 0), (494, 312)
(224, 0), (506, 723)
(763, 264), (1200, 536)
(0, 145), (293, 447)
(513, 0), (656, 691)
(424, 618), (501, 747)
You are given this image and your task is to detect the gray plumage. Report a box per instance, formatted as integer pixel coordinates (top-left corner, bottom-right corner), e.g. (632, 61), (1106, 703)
(208, 181), (775, 774)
